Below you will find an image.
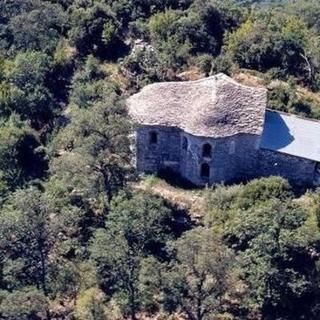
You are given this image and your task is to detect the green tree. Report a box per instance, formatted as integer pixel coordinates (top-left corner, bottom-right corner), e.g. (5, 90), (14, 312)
(6, 1), (67, 55)
(226, 199), (320, 319)
(0, 287), (49, 320)
(149, 10), (191, 70)
(90, 192), (172, 320)
(204, 184), (242, 229)
(69, 55), (109, 108)
(286, 0), (320, 33)
(164, 227), (237, 320)
(68, 3), (120, 57)
(225, 12), (319, 86)
(188, 0), (245, 53)
(0, 115), (47, 191)
(51, 88), (132, 205)
(74, 287), (108, 320)
(235, 176), (293, 209)
(5, 51), (54, 128)
(202, 178), (320, 318)
(0, 188), (55, 294)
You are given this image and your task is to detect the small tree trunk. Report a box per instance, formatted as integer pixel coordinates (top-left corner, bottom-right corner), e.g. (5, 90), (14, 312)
(300, 51), (314, 82)
(127, 257), (137, 320)
(129, 280), (137, 320)
(39, 247), (48, 296)
(196, 277), (204, 320)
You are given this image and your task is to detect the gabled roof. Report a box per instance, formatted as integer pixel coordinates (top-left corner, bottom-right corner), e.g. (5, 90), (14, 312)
(260, 110), (320, 162)
(127, 73), (267, 138)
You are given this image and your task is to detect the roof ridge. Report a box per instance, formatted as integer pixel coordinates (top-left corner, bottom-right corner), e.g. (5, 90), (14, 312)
(127, 73), (267, 138)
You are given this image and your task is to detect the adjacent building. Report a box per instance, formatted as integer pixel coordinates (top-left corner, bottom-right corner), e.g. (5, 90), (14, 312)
(127, 73), (320, 186)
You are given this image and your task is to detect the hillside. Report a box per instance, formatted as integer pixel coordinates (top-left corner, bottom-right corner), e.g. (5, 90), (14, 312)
(1, 0), (320, 319)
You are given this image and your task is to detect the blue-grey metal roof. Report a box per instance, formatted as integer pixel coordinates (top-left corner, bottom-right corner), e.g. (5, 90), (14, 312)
(260, 110), (320, 162)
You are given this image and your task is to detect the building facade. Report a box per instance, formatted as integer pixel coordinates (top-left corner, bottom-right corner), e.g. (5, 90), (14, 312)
(128, 74), (320, 187)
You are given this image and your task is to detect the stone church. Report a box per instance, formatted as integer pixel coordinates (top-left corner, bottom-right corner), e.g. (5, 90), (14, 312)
(127, 73), (320, 186)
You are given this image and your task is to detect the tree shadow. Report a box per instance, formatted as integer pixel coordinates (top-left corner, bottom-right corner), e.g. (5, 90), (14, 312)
(96, 38), (130, 61)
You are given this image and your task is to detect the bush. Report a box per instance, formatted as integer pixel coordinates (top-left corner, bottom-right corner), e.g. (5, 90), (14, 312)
(74, 288), (107, 320)
(212, 54), (235, 75)
(236, 176), (293, 209)
(196, 54), (213, 76)
(0, 287), (49, 320)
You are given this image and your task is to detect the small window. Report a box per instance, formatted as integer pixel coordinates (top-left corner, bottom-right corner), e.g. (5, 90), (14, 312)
(149, 131), (158, 144)
(182, 137), (188, 150)
(255, 138), (261, 150)
(314, 163), (320, 186)
(202, 143), (212, 158)
(200, 163), (210, 178)
(229, 140), (235, 155)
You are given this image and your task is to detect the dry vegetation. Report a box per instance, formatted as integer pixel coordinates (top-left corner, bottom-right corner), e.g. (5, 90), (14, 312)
(133, 176), (205, 219)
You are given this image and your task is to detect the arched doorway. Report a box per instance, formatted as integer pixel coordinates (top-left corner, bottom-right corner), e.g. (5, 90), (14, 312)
(200, 163), (210, 178)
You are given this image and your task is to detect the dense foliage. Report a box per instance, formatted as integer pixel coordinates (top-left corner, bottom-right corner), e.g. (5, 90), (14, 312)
(1, 0), (320, 319)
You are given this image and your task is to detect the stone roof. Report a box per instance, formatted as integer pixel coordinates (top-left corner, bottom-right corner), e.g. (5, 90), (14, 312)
(127, 73), (267, 138)
(261, 110), (320, 162)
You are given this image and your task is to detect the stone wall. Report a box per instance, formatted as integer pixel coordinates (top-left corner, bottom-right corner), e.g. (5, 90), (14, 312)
(257, 149), (316, 186)
(180, 133), (260, 185)
(135, 125), (317, 186)
(135, 125), (261, 185)
(135, 125), (181, 173)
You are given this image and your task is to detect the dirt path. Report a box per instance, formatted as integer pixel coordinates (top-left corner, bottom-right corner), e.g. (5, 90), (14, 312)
(132, 178), (205, 219)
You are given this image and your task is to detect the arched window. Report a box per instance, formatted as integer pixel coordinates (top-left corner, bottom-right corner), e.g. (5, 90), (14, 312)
(149, 131), (158, 144)
(200, 163), (210, 178)
(202, 143), (212, 158)
(182, 137), (188, 150)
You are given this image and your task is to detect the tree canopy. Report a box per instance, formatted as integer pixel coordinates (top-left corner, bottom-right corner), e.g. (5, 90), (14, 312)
(1, 0), (320, 319)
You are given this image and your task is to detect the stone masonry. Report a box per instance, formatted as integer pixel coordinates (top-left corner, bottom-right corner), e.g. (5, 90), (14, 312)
(128, 74), (320, 187)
